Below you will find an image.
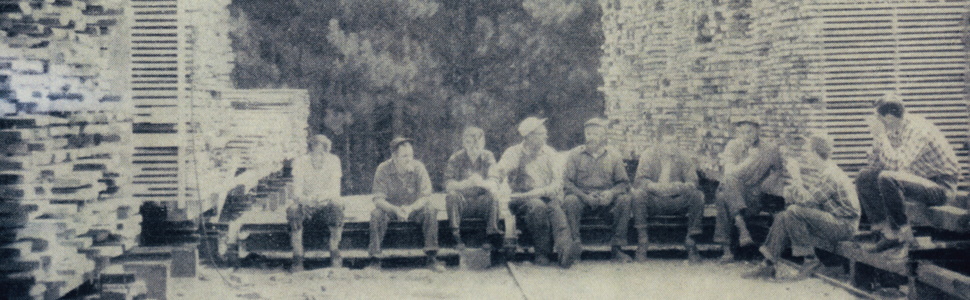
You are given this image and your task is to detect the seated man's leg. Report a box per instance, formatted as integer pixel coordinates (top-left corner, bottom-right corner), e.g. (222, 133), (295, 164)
(479, 192), (501, 236)
(286, 202), (310, 271)
(408, 202), (440, 253)
(561, 194), (585, 243)
(779, 205), (855, 278)
(322, 198), (346, 267)
(445, 191), (467, 245)
(607, 193), (633, 249)
(368, 206), (394, 258)
(630, 190), (650, 261)
(714, 175), (755, 248)
(682, 189), (705, 258)
(547, 197), (580, 267)
(878, 171), (951, 229)
(509, 197), (552, 264)
(855, 168), (892, 236)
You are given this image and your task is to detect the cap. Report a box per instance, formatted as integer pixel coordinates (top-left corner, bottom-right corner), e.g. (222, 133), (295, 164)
(731, 115), (761, 127)
(583, 117), (609, 128)
(389, 136), (414, 151)
(517, 117), (547, 137)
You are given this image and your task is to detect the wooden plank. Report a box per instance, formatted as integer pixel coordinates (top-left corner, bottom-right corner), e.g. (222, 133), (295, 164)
(916, 262), (970, 300)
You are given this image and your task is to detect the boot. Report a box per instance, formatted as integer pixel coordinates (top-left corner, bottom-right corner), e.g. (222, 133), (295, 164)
(686, 236), (701, 263)
(453, 230), (465, 250)
(427, 251), (445, 272)
(612, 245), (633, 263)
(635, 228), (649, 262)
(735, 215), (754, 246)
(718, 245), (734, 264)
(291, 256), (304, 273)
(330, 251), (342, 268)
(365, 256), (382, 270)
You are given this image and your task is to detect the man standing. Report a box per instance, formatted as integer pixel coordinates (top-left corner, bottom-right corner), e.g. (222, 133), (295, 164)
(562, 118), (633, 262)
(368, 137), (444, 271)
(288, 134), (345, 272)
(490, 117), (581, 268)
(855, 93), (959, 253)
(445, 126), (501, 249)
(714, 116), (786, 262)
(631, 125), (705, 262)
(744, 132), (860, 280)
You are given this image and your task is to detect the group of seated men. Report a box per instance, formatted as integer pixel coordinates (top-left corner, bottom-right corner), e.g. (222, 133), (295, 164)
(285, 92), (960, 280)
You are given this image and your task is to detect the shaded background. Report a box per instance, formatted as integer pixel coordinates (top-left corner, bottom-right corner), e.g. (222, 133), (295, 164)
(229, 0), (605, 194)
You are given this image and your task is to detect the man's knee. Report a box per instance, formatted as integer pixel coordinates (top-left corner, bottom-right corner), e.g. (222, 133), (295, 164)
(370, 208), (389, 222)
(328, 198), (346, 211)
(446, 192), (463, 206)
(563, 194), (583, 211)
(856, 168), (880, 185)
(877, 172), (901, 191)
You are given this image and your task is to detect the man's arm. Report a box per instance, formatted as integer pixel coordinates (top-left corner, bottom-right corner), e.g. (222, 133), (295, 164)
(674, 157), (699, 194)
(371, 164), (402, 214)
(633, 150), (655, 193)
(407, 163), (435, 211)
(562, 153), (593, 202)
(607, 153), (630, 195)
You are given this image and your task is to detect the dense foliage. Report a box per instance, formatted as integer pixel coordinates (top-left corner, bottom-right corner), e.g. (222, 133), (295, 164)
(230, 0), (605, 193)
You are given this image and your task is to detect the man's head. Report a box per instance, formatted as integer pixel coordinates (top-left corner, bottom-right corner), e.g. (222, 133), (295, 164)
(310, 134), (332, 153)
(805, 131), (832, 161)
(583, 117), (608, 148)
(518, 117), (548, 149)
(732, 117), (760, 145)
(461, 126), (485, 154)
(658, 123), (678, 144)
(874, 92), (905, 131)
(390, 136), (415, 167)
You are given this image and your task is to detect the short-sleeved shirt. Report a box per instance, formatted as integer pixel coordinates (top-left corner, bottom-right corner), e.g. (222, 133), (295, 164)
(868, 115), (960, 191)
(372, 159), (433, 206)
(563, 145), (629, 193)
(635, 144), (698, 187)
(292, 152), (342, 202)
(491, 143), (562, 196)
(445, 149), (496, 183)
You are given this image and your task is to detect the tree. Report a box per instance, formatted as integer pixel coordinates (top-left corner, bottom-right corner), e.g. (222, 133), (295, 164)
(230, 0), (604, 193)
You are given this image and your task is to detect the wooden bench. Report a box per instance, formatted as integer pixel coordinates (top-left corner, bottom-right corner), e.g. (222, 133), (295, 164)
(905, 202), (970, 233)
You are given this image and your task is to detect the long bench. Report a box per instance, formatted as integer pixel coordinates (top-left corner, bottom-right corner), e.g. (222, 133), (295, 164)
(224, 193), (728, 264)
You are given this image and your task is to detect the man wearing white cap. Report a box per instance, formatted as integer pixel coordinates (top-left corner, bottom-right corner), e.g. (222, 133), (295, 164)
(490, 117), (581, 267)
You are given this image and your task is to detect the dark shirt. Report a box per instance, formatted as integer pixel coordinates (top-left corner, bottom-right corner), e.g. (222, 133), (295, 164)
(372, 159), (433, 206)
(445, 149), (496, 182)
(563, 145), (629, 194)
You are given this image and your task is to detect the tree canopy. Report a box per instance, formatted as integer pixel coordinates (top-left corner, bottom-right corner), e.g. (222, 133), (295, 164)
(230, 0), (605, 193)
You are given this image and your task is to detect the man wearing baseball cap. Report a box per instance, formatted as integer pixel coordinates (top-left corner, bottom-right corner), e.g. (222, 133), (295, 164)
(855, 93), (959, 253)
(562, 117), (634, 262)
(489, 117), (581, 267)
(367, 137), (444, 272)
(287, 134), (345, 272)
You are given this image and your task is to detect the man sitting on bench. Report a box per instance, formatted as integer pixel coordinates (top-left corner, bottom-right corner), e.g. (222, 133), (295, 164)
(630, 124), (704, 263)
(714, 116), (787, 262)
(490, 117), (580, 268)
(445, 126), (501, 250)
(744, 132), (860, 280)
(562, 117), (633, 263)
(368, 137), (445, 272)
(287, 134), (345, 272)
(855, 93), (959, 253)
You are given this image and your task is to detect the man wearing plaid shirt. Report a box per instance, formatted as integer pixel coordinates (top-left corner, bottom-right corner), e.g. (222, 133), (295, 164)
(745, 132), (860, 280)
(855, 93), (959, 253)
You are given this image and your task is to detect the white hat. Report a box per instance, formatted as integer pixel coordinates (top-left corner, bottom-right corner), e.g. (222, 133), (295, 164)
(517, 117), (547, 137)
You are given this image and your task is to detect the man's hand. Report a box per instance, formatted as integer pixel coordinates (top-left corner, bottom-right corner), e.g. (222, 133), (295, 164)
(597, 190), (615, 206)
(467, 174), (484, 187)
(396, 206), (411, 220)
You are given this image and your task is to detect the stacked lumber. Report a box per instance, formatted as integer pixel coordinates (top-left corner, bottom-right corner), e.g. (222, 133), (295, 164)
(0, 0), (135, 298)
(600, 0), (970, 191)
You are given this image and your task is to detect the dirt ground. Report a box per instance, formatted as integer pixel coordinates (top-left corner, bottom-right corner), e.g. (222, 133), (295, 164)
(171, 259), (859, 300)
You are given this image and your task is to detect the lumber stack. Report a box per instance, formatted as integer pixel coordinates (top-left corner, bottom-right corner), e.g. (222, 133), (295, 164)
(600, 0), (970, 191)
(0, 0), (136, 298)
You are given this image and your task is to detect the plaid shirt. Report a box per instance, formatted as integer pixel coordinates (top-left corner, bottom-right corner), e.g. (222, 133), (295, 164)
(867, 115), (960, 190)
(784, 159), (860, 222)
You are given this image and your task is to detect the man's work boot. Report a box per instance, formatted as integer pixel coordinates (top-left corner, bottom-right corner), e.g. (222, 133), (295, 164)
(612, 245), (633, 263)
(453, 231), (465, 250)
(795, 256), (822, 280)
(291, 256), (304, 273)
(534, 254), (551, 266)
(365, 256), (382, 270)
(427, 252), (446, 273)
(330, 250), (343, 268)
(735, 215), (754, 247)
(635, 229), (648, 262)
(559, 241), (582, 268)
(685, 237), (701, 263)
(742, 261), (776, 279)
(718, 245), (735, 264)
